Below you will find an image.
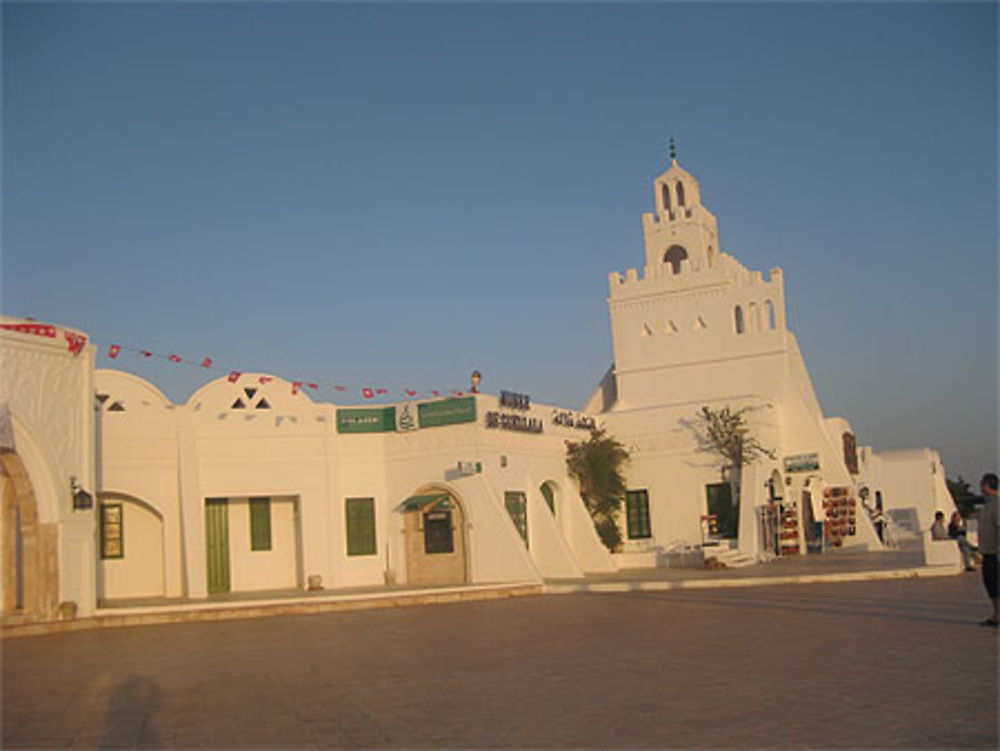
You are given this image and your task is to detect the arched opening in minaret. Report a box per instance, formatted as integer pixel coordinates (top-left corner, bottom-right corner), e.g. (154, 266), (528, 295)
(661, 183), (671, 212)
(765, 300), (776, 329)
(675, 181), (686, 207)
(663, 245), (688, 275)
(734, 305), (745, 334)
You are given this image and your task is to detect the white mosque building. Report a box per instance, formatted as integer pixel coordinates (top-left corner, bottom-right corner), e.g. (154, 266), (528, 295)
(0, 154), (958, 622)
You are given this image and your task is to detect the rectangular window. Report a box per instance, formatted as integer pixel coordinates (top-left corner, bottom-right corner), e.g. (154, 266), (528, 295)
(101, 503), (124, 559)
(345, 497), (377, 556)
(249, 497), (272, 551)
(504, 491), (529, 547)
(625, 490), (652, 539)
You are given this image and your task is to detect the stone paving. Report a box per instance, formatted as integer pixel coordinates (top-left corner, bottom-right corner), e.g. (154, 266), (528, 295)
(3, 576), (996, 749)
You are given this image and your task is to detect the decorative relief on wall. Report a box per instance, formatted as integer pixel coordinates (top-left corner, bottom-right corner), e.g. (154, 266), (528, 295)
(0, 343), (87, 501)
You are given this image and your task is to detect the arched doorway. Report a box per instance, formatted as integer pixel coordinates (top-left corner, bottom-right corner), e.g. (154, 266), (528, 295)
(401, 489), (468, 587)
(801, 477), (824, 554)
(1, 451), (59, 620)
(761, 469), (783, 555)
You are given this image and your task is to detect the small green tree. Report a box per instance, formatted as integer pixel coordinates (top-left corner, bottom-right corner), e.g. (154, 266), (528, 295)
(694, 405), (776, 506)
(947, 476), (977, 519)
(566, 428), (630, 551)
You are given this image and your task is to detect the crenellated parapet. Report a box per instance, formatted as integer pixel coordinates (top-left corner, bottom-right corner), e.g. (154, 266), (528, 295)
(605, 159), (793, 404)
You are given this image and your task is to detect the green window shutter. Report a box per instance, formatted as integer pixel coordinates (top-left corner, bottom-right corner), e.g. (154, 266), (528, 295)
(345, 497), (377, 556)
(626, 490), (652, 539)
(249, 497), (272, 551)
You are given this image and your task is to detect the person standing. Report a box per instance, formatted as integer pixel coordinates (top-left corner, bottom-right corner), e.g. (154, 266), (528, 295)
(948, 511), (975, 572)
(977, 473), (999, 627)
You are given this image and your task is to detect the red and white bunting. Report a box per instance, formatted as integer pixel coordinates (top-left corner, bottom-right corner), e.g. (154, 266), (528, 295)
(1, 323), (57, 338)
(69, 332), (474, 404)
(65, 331), (87, 356)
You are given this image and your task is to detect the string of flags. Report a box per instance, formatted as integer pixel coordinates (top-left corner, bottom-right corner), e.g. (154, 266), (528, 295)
(1, 322), (473, 401)
(102, 339), (475, 400)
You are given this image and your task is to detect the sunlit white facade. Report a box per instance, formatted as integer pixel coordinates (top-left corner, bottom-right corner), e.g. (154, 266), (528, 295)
(1, 156), (958, 619)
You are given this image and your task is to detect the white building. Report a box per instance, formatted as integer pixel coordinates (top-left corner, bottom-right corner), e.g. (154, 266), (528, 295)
(1, 154), (959, 620)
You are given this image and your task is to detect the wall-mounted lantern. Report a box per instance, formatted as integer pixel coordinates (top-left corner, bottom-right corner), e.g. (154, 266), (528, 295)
(70, 476), (94, 511)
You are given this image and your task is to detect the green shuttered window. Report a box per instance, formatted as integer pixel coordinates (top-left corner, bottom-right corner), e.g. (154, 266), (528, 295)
(100, 503), (124, 559)
(346, 497), (377, 556)
(504, 491), (529, 548)
(249, 497), (272, 551)
(540, 483), (556, 515)
(626, 490), (652, 539)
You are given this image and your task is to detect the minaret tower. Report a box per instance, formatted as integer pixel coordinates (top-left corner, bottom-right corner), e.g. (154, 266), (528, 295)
(641, 138), (721, 278)
(600, 142), (788, 412)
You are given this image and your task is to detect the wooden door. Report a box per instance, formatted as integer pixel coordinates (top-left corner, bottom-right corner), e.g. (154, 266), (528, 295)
(205, 498), (230, 593)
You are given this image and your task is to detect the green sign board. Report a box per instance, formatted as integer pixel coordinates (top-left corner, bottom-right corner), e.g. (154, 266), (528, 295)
(337, 406), (396, 433)
(784, 453), (820, 474)
(417, 396), (476, 428)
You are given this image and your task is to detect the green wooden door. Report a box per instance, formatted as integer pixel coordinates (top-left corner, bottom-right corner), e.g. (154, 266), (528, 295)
(706, 482), (739, 539)
(205, 498), (230, 593)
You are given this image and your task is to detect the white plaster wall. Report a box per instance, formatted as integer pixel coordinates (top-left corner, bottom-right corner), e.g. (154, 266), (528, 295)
(96, 369), (184, 597)
(866, 449), (955, 532)
(228, 496), (299, 592)
(98, 499), (165, 599)
(2, 320), (97, 615)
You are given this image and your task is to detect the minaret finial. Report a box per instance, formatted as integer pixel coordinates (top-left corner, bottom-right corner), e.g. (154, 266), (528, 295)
(669, 135), (677, 163)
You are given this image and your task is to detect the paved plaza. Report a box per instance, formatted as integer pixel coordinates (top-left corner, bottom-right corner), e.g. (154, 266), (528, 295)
(3, 576), (997, 749)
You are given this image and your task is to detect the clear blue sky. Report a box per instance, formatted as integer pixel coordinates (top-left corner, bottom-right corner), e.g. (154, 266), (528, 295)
(3, 2), (997, 481)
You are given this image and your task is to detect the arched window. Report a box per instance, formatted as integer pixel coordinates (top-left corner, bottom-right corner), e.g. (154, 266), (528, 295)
(734, 305), (745, 334)
(663, 245), (688, 274)
(661, 183), (671, 212)
(749, 302), (760, 332)
(675, 180), (686, 207)
(765, 300), (776, 329)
